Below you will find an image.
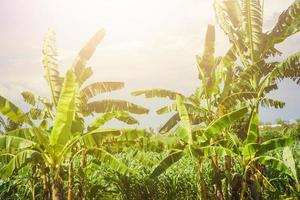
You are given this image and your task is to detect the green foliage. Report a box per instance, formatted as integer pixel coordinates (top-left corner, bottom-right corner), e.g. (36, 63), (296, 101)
(0, 150), (40, 179)
(83, 151), (200, 200)
(0, 0), (300, 199)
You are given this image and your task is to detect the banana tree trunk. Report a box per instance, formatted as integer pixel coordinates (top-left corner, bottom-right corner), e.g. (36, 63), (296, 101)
(198, 159), (208, 200)
(231, 173), (242, 200)
(67, 159), (74, 200)
(52, 167), (64, 200)
(211, 157), (224, 200)
(224, 156), (232, 200)
(78, 150), (86, 200)
(30, 166), (36, 200)
(30, 180), (36, 200)
(67, 149), (75, 200)
(42, 166), (51, 200)
(240, 171), (248, 200)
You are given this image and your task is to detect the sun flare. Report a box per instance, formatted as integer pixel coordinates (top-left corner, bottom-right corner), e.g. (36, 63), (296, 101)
(0, 0), (300, 199)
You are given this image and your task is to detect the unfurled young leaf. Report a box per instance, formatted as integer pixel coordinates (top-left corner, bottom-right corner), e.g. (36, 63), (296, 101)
(50, 70), (77, 146)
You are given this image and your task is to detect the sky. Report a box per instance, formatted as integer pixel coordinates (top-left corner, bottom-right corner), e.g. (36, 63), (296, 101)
(0, 0), (299, 129)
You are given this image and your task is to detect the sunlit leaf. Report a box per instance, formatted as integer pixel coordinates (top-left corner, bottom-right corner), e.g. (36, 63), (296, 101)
(50, 70), (77, 146)
(131, 88), (184, 100)
(203, 107), (248, 140)
(150, 150), (184, 178)
(0, 150), (40, 179)
(21, 91), (36, 106)
(87, 99), (149, 114)
(80, 82), (124, 102)
(0, 96), (30, 124)
(87, 111), (139, 131)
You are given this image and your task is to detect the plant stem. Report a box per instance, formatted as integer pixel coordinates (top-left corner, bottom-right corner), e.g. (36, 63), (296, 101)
(67, 150), (74, 200)
(198, 159), (208, 200)
(52, 167), (64, 200)
(78, 150), (87, 200)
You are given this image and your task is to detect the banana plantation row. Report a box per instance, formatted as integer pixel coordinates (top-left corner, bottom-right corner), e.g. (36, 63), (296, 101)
(0, 0), (300, 199)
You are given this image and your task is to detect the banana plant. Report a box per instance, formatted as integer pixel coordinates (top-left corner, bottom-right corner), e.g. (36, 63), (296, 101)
(210, 8), (300, 193)
(149, 96), (248, 199)
(132, 25), (246, 199)
(0, 70), (147, 200)
(132, 25), (235, 134)
(0, 29), (150, 200)
(42, 33), (149, 199)
(232, 108), (296, 199)
(214, 0), (300, 112)
(43, 29), (148, 126)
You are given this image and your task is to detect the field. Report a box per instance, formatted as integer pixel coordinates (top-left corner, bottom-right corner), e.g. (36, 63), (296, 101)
(0, 0), (300, 199)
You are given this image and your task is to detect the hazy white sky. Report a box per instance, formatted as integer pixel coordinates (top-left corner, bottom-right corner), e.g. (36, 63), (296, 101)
(0, 0), (299, 129)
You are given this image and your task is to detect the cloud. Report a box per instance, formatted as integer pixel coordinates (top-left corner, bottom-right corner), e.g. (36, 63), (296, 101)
(0, 0), (299, 127)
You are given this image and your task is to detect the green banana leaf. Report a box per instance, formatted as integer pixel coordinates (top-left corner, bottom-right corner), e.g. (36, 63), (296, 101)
(88, 147), (132, 175)
(241, 0), (263, 60)
(203, 107), (248, 140)
(0, 150), (40, 179)
(80, 82), (124, 102)
(191, 145), (237, 158)
(268, 0), (300, 45)
(87, 99), (149, 114)
(0, 135), (35, 153)
(131, 88), (184, 100)
(0, 96), (30, 124)
(150, 150), (184, 178)
(21, 91), (36, 106)
(283, 147), (299, 188)
(255, 156), (290, 174)
(256, 137), (294, 156)
(175, 95), (192, 144)
(88, 111), (138, 131)
(244, 109), (259, 144)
